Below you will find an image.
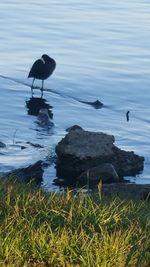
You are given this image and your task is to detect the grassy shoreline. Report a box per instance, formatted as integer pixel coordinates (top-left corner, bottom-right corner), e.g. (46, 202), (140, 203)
(0, 180), (149, 267)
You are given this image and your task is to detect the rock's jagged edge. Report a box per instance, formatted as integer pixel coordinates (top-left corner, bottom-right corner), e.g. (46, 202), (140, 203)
(0, 160), (43, 185)
(55, 125), (144, 185)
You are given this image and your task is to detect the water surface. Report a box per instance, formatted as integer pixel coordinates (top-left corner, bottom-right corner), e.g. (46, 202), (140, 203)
(0, 0), (150, 188)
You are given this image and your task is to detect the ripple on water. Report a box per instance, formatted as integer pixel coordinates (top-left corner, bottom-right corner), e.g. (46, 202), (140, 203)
(0, 0), (150, 187)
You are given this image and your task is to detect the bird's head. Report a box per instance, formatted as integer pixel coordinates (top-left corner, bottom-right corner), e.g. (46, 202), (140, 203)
(41, 54), (51, 64)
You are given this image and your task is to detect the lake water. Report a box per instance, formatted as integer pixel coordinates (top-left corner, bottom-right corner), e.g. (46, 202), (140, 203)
(0, 0), (150, 189)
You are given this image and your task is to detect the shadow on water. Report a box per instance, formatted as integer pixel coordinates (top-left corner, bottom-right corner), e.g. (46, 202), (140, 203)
(26, 97), (53, 119)
(2, 74), (150, 125)
(0, 75), (104, 109)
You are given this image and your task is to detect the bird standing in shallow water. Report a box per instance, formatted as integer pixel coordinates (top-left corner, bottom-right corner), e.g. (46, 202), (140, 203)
(28, 54), (56, 96)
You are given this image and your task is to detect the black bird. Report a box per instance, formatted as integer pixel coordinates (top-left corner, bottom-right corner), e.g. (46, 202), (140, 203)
(28, 54), (56, 96)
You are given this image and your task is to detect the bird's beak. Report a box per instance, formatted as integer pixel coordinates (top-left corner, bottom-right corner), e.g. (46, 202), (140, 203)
(41, 57), (45, 64)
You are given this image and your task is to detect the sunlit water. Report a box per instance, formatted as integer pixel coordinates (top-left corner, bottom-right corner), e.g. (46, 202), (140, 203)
(0, 0), (150, 189)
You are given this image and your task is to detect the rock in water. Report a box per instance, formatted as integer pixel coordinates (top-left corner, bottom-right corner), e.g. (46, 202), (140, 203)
(55, 125), (144, 185)
(77, 163), (119, 185)
(1, 161), (43, 184)
(0, 141), (6, 148)
(37, 108), (54, 127)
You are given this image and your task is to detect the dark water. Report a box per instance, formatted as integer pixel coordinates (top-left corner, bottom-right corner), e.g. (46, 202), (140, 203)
(0, 0), (150, 189)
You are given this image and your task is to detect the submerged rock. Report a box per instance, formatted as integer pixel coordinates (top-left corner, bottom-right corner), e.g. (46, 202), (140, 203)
(26, 141), (43, 148)
(0, 141), (6, 148)
(55, 126), (144, 185)
(37, 108), (54, 127)
(1, 161), (43, 184)
(80, 99), (104, 109)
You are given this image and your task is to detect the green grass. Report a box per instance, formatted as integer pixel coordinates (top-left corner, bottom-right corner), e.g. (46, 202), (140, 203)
(0, 180), (149, 267)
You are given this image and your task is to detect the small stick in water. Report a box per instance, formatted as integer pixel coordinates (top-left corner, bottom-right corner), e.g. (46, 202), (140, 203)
(126, 110), (130, 122)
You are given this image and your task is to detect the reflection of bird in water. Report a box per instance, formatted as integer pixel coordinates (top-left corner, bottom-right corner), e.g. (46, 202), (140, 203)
(37, 108), (54, 127)
(26, 97), (53, 118)
(28, 54), (56, 96)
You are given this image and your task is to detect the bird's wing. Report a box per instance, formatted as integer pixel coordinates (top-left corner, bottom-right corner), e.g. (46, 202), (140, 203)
(28, 59), (44, 78)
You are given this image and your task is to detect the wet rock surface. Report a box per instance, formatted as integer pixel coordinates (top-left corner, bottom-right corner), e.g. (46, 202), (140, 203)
(1, 160), (43, 184)
(55, 126), (144, 185)
(110, 146), (144, 177)
(101, 183), (150, 200)
(77, 163), (119, 184)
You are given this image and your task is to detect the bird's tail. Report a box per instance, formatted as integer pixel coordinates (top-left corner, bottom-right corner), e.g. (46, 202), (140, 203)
(28, 72), (32, 78)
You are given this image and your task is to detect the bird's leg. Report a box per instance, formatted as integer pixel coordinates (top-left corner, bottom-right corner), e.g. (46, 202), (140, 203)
(31, 78), (35, 88)
(31, 87), (33, 97)
(41, 80), (44, 98)
(42, 80), (44, 90)
(31, 78), (35, 96)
